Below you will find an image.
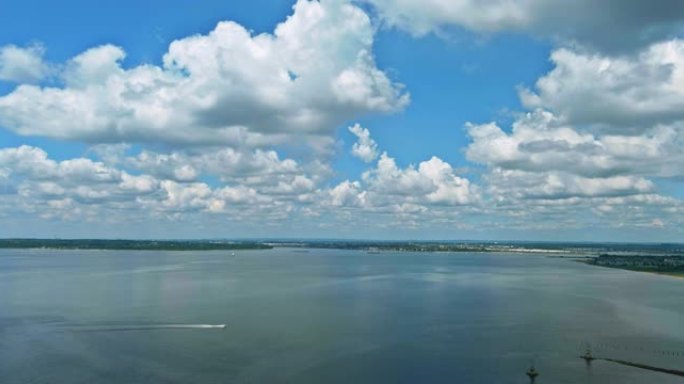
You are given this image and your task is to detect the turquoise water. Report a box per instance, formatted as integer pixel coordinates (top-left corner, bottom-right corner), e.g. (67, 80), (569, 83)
(1, 248), (683, 383)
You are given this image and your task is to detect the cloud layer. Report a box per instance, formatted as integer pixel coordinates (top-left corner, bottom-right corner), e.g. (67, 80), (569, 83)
(1, 0), (683, 239)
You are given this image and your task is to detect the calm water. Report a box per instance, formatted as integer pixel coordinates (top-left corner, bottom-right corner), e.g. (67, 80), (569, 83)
(1, 248), (683, 384)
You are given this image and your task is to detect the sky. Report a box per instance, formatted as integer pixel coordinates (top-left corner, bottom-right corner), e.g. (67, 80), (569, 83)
(1, 0), (684, 241)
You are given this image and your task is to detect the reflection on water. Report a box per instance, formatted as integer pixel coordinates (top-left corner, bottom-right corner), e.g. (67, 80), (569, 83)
(1, 248), (683, 383)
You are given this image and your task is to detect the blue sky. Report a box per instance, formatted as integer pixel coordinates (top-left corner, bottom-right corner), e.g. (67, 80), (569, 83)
(1, 0), (684, 241)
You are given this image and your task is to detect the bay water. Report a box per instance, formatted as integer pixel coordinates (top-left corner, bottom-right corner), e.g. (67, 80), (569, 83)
(1, 248), (683, 383)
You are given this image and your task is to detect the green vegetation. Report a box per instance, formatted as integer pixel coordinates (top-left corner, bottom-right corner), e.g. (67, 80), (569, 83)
(587, 254), (684, 275)
(0, 239), (272, 251)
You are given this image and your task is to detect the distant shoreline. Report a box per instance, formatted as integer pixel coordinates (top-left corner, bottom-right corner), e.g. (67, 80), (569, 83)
(0, 238), (584, 254)
(0, 239), (271, 251)
(2, 239), (684, 259)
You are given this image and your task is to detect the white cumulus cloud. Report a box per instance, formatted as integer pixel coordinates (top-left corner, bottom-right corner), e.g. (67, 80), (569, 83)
(329, 152), (479, 211)
(0, 44), (49, 83)
(0, 0), (408, 148)
(362, 0), (684, 53)
(466, 110), (684, 179)
(520, 41), (684, 130)
(348, 123), (379, 162)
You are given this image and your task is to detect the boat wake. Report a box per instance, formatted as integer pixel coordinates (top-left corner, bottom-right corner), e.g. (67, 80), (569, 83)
(62, 323), (226, 332)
